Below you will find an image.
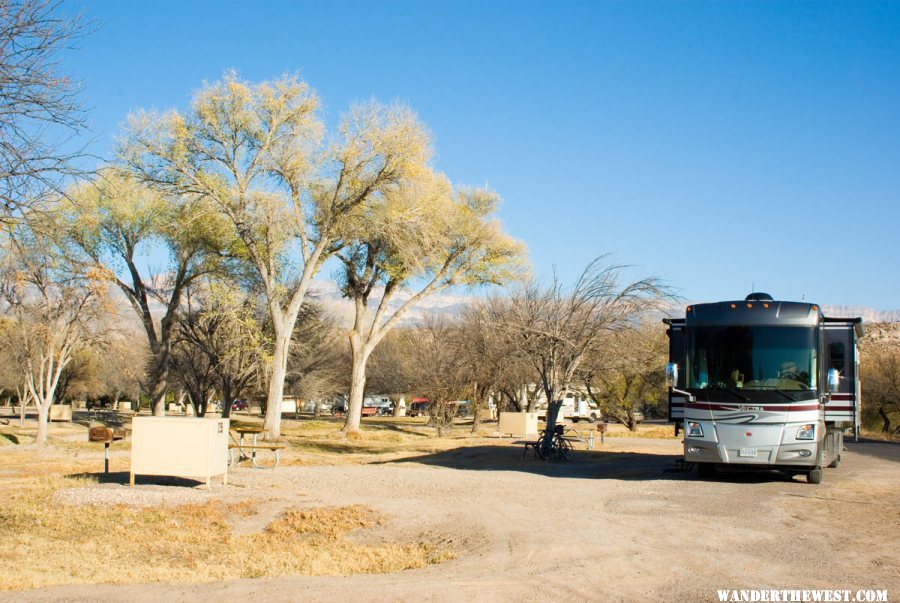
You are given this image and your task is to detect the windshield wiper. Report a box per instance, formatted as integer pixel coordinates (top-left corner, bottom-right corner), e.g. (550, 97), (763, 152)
(705, 386), (750, 402)
(771, 388), (797, 402)
(750, 386), (797, 401)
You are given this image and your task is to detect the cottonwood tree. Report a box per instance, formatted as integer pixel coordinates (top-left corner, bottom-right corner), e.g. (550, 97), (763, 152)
(60, 170), (224, 415)
(0, 0), (87, 223)
(0, 229), (106, 444)
(120, 74), (433, 439)
(337, 174), (525, 434)
(580, 322), (667, 431)
(498, 258), (669, 457)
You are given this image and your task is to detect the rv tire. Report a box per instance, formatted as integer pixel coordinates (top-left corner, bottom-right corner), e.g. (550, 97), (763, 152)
(807, 467), (824, 484)
(827, 454), (841, 469)
(587, 414), (597, 424)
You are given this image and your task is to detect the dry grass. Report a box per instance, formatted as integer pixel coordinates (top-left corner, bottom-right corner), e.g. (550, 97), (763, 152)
(601, 423), (678, 439)
(275, 416), (497, 466)
(0, 473), (455, 591)
(0, 417), (462, 591)
(0, 413), (685, 591)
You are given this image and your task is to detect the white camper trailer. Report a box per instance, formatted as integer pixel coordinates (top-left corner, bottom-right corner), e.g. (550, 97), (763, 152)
(536, 391), (603, 423)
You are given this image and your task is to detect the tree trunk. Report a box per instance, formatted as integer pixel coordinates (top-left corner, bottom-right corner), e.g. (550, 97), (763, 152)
(470, 385), (482, 434)
(541, 399), (563, 454)
(35, 403), (49, 446)
(221, 382), (234, 419)
(525, 385), (537, 413)
(342, 341), (369, 434)
(879, 406), (891, 434)
(263, 328), (291, 439)
(149, 372), (167, 417)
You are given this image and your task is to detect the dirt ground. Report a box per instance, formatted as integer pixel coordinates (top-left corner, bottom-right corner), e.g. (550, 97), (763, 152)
(2, 427), (897, 603)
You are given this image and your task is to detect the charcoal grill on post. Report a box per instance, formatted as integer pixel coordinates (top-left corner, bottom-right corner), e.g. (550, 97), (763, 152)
(89, 426), (126, 473)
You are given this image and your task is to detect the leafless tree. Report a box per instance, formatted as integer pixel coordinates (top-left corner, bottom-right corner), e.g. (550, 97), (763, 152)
(170, 282), (268, 417)
(364, 328), (418, 416)
(0, 228), (106, 444)
(284, 303), (346, 414)
(451, 300), (523, 431)
(0, 0), (87, 223)
(405, 317), (470, 436)
(496, 257), (670, 457)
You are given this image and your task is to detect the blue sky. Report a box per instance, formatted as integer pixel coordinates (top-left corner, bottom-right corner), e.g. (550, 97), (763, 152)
(68, 1), (900, 309)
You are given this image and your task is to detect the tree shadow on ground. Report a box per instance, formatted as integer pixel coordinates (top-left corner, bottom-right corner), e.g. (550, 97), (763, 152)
(845, 438), (900, 463)
(358, 422), (431, 438)
(379, 443), (688, 481)
(67, 470), (205, 488)
(287, 415), (433, 439)
(380, 443), (811, 484)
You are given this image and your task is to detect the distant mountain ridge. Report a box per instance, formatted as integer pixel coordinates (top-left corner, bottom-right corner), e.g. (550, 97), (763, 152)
(820, 306), (900, 323)
(308, 278), (900, 325)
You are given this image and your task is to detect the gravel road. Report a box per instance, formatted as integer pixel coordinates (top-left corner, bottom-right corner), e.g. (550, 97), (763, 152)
(5, 437), (898, 602)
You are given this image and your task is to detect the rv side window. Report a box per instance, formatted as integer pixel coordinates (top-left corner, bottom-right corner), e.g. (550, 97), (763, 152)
(828, 342), (845, 372)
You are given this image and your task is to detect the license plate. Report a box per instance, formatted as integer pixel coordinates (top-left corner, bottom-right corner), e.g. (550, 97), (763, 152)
(739, 447), (757, 458)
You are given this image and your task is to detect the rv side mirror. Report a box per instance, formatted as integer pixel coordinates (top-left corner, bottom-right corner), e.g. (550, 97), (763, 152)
(665, 363), (679, 388)
(826, 368), (840, 393)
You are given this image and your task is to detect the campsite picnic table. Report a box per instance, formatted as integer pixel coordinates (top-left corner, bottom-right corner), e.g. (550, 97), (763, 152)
(233, 425), (263, 449)
(229, 426), (283, 468)
(231, 426), (263, 462)
(90, 408), (122, 425)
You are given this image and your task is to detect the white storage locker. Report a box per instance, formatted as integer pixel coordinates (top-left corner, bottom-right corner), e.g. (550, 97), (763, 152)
(498, 412), (539, 437)
(130, 417), (229, 488)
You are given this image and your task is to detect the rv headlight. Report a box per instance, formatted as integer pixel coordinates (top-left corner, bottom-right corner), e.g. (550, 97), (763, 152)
(796, 424), (816, 440)
(687, 422), (704, 437)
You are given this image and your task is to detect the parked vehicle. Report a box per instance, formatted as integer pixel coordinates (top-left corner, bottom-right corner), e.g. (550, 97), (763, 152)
(231, 399), (248, 412)
(408, 398), (431, 417)
(664, 292), (863, 484)
(537, 392), (602, 423)
(452, 400), (470, 417)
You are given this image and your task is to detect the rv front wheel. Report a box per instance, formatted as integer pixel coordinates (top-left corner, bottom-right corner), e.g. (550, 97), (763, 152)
(807, 468), (824, 484)
(587, 414), (597, 423)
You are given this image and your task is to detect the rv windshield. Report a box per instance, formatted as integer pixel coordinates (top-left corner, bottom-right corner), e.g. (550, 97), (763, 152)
(686, 326), (817, 394)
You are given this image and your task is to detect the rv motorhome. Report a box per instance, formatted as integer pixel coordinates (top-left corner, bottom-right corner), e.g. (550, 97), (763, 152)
(664, 293), (862, 484)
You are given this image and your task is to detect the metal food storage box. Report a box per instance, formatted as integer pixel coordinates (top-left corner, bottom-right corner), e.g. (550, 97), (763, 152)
(130, 416), (229, 488)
